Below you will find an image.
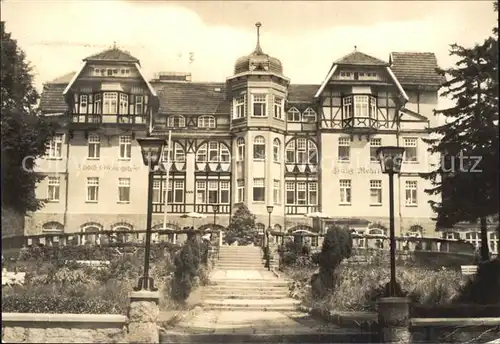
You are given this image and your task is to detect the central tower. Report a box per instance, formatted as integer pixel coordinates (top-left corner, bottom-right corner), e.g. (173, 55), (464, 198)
(228, 23), (290, 229)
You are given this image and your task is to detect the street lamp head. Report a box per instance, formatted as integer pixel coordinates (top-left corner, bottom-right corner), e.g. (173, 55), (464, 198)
(212, 204), (220, 213)
(376, 146), (405, 174)
(266, 205), (274, 214)
(137, 137), (166, 168)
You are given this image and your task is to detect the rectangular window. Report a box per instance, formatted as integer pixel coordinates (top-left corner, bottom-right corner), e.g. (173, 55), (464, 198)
(208, 180), (218, 204)
(370, 138), (381, 162)
(343, 96), (353, 118)
(220, 181), (230, 204)
(297, 138), (307, 164)
(103, 92), (118, 114)
(339, 179), (351, 204)
(237, 180), (245, 203)
(338, 137), (351, 162)
(152, 180), (161, 203)
(354, 95), (369, 117)
(403, 137), (418, 162)
(253, 178), (265, 202)
(369, 96), (377, 119)
(339, 71), (353, 80)
(119, 93), (128, 115)
(94, 93), (102, 114)
(48, 134), (63, 159)
(87, 134), (100, 159)
(274, 96), (283, 119)
(273, 179), (281, 204)
(405, 180), (418, 206)
(285, 182), (295, 204)
(79, 95), (88, 114)
(370, 180), (382, 205)
(234, 95), (245, 119)
(169, 180), (184, 204)
(309, 182), (317, 205)
(252, 94), (267, 117)
(48, 176), (60, 202)
(118, 178), (130, 203)
(135, 95), (144, 115)
(119, 136), (132, 160)
(87, 177), (99, 202)
(196, 181), (206, 204)
(297, 182), (307, 205)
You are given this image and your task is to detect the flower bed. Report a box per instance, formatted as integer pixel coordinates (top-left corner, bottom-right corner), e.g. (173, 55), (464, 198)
(2, 240), (211, 314)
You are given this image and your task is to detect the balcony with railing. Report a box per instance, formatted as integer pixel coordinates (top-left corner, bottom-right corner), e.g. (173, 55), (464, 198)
(70, 114), (147, 125)
(152, 203), (231, 214)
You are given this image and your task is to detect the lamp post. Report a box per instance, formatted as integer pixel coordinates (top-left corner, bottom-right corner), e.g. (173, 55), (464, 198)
(212, 204), (219, 228)
(266, 205), (274, 271)
(135, 137), (166, 292)
(376, 146), (405, 297)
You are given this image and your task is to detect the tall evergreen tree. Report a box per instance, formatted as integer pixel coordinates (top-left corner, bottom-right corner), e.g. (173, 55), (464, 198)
(1, 21), (54, 214)
(422, 2), (498, 261)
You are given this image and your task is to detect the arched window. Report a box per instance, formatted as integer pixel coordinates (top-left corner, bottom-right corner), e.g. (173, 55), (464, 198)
(196, 141), (231, 163)
(285, 138), (318, 164)
(237, 137), (245, 161)
(287, 107), (301, 122)
(167, 115), (185, 128)
(197, 115), (216, 128)
(161, 142), (186, 162)
(303, 108), (317, 123)
(82, 223), (102, 246)
(42, 222), (64, 232)
(465, 231), (481, 248)
(273, 224), (282, 232)
(273, 138), (281, 163)
(256, 223), (266, 232)
(112, 224), (133, 243)
(253, 136), (266, 160)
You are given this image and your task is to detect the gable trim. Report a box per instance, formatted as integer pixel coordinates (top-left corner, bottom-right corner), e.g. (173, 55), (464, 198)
(134, 63), (157, 97)
(386, 66), (409, 102)
(400, 108), (428, 122)
(62, 62), (87, 95)
(314, 65), (337, 98)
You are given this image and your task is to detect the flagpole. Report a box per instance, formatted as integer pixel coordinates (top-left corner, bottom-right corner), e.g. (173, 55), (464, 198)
(163, 130), (172, 242)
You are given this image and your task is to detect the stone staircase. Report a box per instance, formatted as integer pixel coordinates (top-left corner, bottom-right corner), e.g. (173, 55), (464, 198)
(203, 245), (300, 312)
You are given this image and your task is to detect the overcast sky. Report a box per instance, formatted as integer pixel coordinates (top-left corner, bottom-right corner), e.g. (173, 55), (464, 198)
(2, 0), (497, 97)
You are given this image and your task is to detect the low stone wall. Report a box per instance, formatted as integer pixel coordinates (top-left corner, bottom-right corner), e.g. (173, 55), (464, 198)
(1, 313), (128, 343)
(302, 306), (500, 343)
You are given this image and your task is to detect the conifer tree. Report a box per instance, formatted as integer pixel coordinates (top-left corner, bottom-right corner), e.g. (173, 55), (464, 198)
(1, 21), (55, 214)
(422, 2), (498, 261)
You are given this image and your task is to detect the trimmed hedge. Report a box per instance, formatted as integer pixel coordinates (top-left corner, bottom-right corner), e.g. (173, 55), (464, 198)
(411, 304), (500, 318)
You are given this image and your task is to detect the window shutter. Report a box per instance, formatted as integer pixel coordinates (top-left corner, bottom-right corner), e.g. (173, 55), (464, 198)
(129, 94), (135, 115)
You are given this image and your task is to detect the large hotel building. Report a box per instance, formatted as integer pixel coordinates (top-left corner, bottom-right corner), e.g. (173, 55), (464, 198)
(24, 24), (497, 253)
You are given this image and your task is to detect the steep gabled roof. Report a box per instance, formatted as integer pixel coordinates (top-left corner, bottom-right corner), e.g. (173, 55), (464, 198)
(287, 84), (319, 104)
(152, 82), (229, 115)
(40, 83), (68, 113)
(48, 72), (76, 84)
(334, 51), (389, 66)
(390, 52), (445, 87)
(83, 47), (139, 63)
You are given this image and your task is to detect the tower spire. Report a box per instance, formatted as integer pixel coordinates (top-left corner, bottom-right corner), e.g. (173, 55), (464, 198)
(254, 22), (263, 54)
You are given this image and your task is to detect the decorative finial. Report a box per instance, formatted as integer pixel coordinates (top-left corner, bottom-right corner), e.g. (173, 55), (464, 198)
(113, 41), (117, 49)
(254, 22), (263, 54)
(354, 45), (357, 51)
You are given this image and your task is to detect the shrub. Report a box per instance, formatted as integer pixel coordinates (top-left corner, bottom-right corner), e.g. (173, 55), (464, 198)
(316, 226), (352, 293)
(224, 204), (258, 245)
(171, 234), (210, 302)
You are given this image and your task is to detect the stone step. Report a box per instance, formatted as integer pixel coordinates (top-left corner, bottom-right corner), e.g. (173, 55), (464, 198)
(202, 304), (300, 312)
(218, 254), (263, 259)
(161, 332), (378, 343)
(206, 285), (289, 293)
(216, 263), (265, 268)
(217, 257), (264, 262)
(210, 280), (289, 288)
(204, 293), (290, 300)
(215, 266), (267, 271)
(203, 299), (300, 309)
